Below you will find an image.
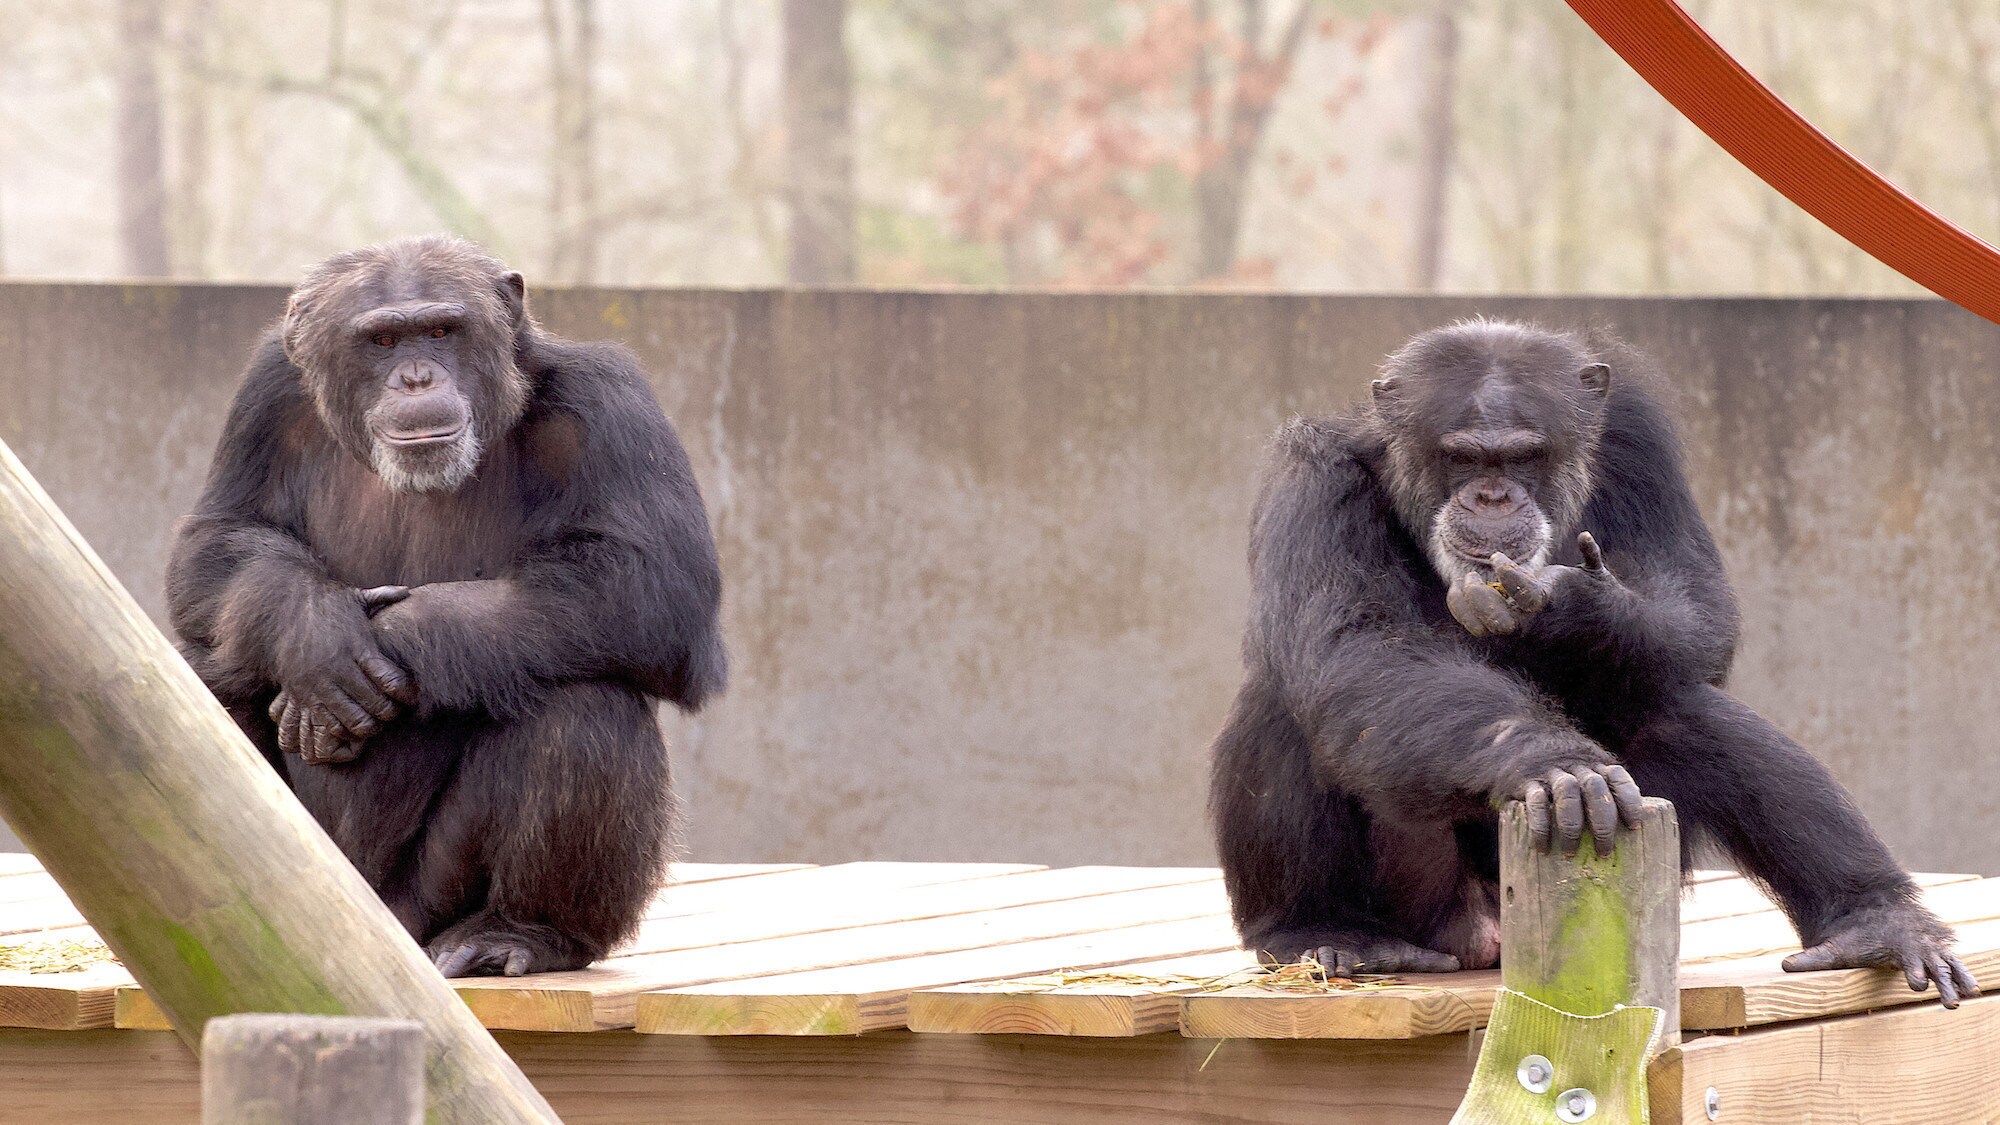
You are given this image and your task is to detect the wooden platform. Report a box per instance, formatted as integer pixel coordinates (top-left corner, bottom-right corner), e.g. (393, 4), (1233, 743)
(0, 857), (1996, 1123)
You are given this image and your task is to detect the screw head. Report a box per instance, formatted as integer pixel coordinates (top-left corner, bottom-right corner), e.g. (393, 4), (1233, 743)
(1554, 1087), (1597, 1123)
(1517, 1054), (1554, 1094)
(1705, 1086), (1721, 1120)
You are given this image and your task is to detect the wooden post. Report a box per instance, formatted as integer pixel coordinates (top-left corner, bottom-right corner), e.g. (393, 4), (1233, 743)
(204, 1014), (423, 1124)
(0, 439), (561, 1124)
(1500, 795), (1681, 1045)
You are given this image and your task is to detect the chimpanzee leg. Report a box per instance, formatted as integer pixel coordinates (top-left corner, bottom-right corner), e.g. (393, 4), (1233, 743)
(1614, 683), (1916, 946)
(417, 681), (677, 977)
(1210, 679), (1470, 973)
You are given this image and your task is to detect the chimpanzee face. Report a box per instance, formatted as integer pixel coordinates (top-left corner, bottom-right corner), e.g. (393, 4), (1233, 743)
(1370, 319), (1611, 586)
(282, 236), (530, 494)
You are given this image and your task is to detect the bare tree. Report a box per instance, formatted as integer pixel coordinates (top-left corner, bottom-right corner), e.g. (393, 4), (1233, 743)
(170, 0), (214, 277)
(1410, 0), (1460, 290)
(543, 0), (599, 283)
(1193, 0), (1313, 281)
(782, 0), (855, 284)
(116, 0), (173, 276)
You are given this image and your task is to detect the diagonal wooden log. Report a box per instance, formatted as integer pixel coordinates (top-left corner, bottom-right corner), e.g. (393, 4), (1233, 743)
(0, 438), (561, 1124)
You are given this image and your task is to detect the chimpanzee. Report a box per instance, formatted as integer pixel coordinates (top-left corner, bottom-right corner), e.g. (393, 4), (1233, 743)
(166, 235), (725, 977)
(1209, 318), (1977, 1007)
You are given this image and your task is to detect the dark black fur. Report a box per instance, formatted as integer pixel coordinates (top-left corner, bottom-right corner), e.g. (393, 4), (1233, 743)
(166, 236), (724, 977)
(1210, 319), (1974, 1003)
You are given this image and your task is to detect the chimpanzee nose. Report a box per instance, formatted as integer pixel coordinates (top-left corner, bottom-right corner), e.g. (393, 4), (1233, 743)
(394, 362), (438, 392)
(1473, 481), (1518, 509)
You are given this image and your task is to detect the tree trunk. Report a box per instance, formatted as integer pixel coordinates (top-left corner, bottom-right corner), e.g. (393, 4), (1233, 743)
(170, 0), (214, 278)
(0, 439), (559, 1125)
(782, 0), (856, 284)
(116, 0), (172, 277)
(544, 0), (600, 283)
(1193, 0), (1310, 282)
(1410, 0), (1461, 290)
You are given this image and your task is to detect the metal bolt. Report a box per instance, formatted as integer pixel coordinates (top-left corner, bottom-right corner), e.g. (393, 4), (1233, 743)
(1517, 1054), (1554, 1094)
(1705, 1086), (1721, 1120)
(1554, 1087), (1597, 1123)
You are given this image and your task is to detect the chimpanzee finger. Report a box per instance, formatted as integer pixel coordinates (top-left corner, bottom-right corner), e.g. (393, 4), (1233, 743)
(1927, 954), (1961, 1008)
(1492, 555), (1549, 612)
(320, 689), (380, 740)
(1948, 955), (1981, 1001)
(279, 701), (305, 757)
(361, 653), (419, 709)
(1580, 769), (1618, 856)
(1597, 764), (1646, 827)
(1782, 941), (1847, 973)
(1404, 947), (1462, 973)
(1460, 581), (1517, 636)
(1900, 947), (1931, 994)
(1551, 771), (1585, 856)
(267, 691), (291, 725)
(356, 585), (411, 614)
(503, 948), (532, 977)
(1446, 580), (1486, 637)
(1577, 532), (1605, 572)
(1525, 783), (1553, 851)
(434, 943), (480, 978)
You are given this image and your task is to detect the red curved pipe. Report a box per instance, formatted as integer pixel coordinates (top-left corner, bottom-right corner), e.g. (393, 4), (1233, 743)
(1565, 0), (2000, 325)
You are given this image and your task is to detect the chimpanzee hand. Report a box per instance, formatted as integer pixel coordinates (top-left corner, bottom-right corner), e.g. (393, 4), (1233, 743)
(1503, 745), (1645, 857)
(1446, 532), (1613, 637)
(1783, 901), (1981, 1009)
(270, 585), (417, 765)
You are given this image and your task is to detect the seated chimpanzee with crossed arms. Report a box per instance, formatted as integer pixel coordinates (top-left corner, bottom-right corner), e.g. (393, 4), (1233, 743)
(1209, 318), (1975, 1007)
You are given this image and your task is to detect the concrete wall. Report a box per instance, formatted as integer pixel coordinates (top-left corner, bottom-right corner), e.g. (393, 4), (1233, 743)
(3, 285), (1997, 873)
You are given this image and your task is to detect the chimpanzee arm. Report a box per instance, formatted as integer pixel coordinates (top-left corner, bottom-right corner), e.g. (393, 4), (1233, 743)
(1251, 421), (1633, 839)
(368, 347), (726, 717)
(166, 344), (412, 730)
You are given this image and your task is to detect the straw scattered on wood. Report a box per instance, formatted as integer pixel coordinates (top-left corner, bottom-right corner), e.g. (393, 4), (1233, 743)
(0, 938), (118, 974)
(992, 956), (1402, 995)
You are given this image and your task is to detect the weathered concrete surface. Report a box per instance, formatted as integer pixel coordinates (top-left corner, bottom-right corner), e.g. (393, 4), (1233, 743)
(2, 286), (1996, 873)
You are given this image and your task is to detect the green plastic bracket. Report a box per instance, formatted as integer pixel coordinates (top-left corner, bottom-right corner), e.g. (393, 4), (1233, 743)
(1447, 988), (1664, 1125)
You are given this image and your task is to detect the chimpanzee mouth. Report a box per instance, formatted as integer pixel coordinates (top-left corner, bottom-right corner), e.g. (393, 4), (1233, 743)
(380, 427), (466, 447)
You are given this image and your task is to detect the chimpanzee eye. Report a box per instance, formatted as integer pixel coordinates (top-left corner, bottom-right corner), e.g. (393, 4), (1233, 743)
(428, 326), (450, 339)
(372, 333), (396, 347)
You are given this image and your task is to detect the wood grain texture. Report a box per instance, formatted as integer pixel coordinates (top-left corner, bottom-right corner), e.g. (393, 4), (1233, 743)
(0, 440), (557, 1124)
(644, 917), (1242, 1036)
(1180, 973), (1502, 1040)
(1650, 994), (2000, 1124)
(0, 964), (129, 1030)
(1500, 797), (1680, 1037)
(905, 951), (1255, 1037)
(202, 1014), (423, 1125)
(0, 1028), (1480, 1125)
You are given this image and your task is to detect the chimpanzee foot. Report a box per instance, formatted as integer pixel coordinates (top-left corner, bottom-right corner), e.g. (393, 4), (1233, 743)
(1252, 927), (1462, 977)
(1782, 901), (1981, 1009)
(426, 915), (593, 978)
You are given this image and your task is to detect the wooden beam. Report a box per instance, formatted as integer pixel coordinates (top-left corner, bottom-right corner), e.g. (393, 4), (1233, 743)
(1679, 916), (2000, 1030)
(1500, 796), (1681, 1035)
(905, 951), (1255, 1037)
(202, 1014), (423, 1124)
(0, 439), (558, 1124)
(1651, 995), (2000, 1123)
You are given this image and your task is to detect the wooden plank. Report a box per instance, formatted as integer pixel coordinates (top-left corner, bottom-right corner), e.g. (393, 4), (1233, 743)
(0, 855), (43, 876)
(0, 964), (130, 1031)
(1680, 875), (2000, 964)
(905, 950), (1257, 1037)
(0, 1027), (1481, 1125)
(1181, 972), (1503, 1040)
(1680, 870), (1974, 925)
(1679, 915), (2000, 1030)
(643, 917), (1243, 1036)
(202, 1013), (425, 1124)
(123, 877), (1228, 1033)
(1651, 994), (2000, 1124)
(665, 862), (815, 886)
(452, 878), (1228, 1031)
(620, 861), (1047, 936)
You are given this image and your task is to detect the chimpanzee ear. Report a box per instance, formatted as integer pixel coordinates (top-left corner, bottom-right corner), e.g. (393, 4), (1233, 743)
(280, 292), (311, 360)
(497, 271), (527, 327)
(1579, 362), (1611, 396)
(1371, 376), (1398, 402)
